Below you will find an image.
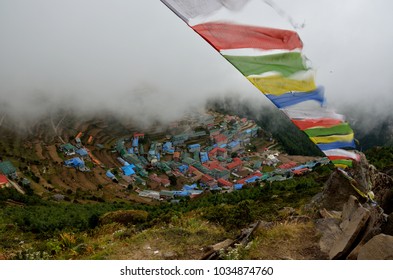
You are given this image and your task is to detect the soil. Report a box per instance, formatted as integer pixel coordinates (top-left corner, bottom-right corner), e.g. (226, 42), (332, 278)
(277, 154), (318, 164)
(47, 145), (63, 164)
(34, 142), (45, 160)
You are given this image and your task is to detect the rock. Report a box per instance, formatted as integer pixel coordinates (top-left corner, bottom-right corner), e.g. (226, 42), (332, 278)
(316, 153), (393, 212)
(319, 208), (341, 219)
(356, 155), (393, 214)
(257, 221), (274, 230)
(209, 239), (234, 252)
(329, 198), (370, 259)
(316, 171), (367, 211)
(379, 188), (393, 215)
(288, 215), (311, 223)
(357, 234), (393, 260)
(52, 194), (65, 201)
(163, 251), (178, 259)
(340, 195), (362, 230)
(278, 207), (296, 218)
(382, 212), (393, 235)
(346, 205), (386, 259)
(315, 218), (342, 254)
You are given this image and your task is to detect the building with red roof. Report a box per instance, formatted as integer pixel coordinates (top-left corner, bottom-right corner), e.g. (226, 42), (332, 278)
(188, 166), (203, 181)
(213, 134), (228, 146)
(203, 160), (227, 171)
(133, 132), (145, 139)
(201, 174), (217, 188)
(292, 168), (309, 176)
(217, 178), (233, 188)
(149, 173), (170, 187)
(278, 161), (297, 169)
(226, 158), (243, 172)
(173, 151), (181, 161)
(237, 171), (263, 185)
(208, 147), (227, 159)
(0, 174), (9, 188)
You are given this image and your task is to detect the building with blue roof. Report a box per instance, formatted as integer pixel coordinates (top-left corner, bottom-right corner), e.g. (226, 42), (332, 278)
(188, 144), (201, 153)
(132, 137), (139, 147)
(121, 165), (135, 176)
(106, 170), (115, 179)
(200, 152), (209, 163)
(173, 190), (190, 197)
(163, 142), (174, 154)
(76, 148), (88, 157)
(227, 140), (241, 152)
(64, 157), (85, 168)
(183, 183), (197, 191)
(178, 164), (188, 174)
(245, 176), (259, 183)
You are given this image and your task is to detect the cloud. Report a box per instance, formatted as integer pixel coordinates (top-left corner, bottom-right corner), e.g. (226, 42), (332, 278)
(0, 0), (392, 130)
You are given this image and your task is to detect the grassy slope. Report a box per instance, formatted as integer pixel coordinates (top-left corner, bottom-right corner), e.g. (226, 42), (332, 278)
(0, 165), (332, 260)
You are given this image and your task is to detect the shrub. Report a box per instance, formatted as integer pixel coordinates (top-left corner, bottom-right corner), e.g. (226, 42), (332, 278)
(99, 210), (148, 226)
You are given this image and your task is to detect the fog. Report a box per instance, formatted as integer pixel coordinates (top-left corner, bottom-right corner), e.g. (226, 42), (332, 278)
(1, 0), (392, 129)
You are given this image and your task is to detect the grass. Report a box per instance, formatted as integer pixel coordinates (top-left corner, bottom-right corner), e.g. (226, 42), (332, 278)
(0, 128), (332, 260)
(102, 213), (229, 260)
(244, 221), (327, 260)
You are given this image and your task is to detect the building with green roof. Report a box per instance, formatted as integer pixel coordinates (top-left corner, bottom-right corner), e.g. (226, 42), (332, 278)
(0, 161), (17, 178)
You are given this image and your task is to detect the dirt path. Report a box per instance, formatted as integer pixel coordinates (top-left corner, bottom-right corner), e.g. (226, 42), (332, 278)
(47, 145), (63, 163)
(278, 154), (317, 164)
(8, 180), (25, 194)
(76, 172), (98, 191)
(247, 221), (328, 260)
(34, 142), (45, 160)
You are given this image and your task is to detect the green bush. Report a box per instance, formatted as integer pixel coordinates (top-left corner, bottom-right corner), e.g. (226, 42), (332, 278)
(99, 210), (149, 226)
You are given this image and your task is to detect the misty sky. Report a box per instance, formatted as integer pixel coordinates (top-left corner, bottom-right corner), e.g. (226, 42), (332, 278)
(1, 0), (392, 125)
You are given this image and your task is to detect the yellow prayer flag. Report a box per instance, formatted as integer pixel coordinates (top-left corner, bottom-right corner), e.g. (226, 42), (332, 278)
(310, 133), (354, 144)
(247, 74), (316, 95)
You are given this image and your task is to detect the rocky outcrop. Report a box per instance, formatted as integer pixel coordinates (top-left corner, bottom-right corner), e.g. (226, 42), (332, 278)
(329, 196), (370, 259)
(357, 234), (393, 260)
(382, 212), (393, 236)
(315, 153), (393, 213)
(315, 217), (342, 254)
(355, 153), (393, 214)
(316, 194), (391, 260)
(315, 171), (366, 211)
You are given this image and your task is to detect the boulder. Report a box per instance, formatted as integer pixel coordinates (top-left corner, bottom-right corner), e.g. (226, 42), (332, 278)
(210, 239), (234, 252)
(315, 218), (342, 254)
(346, 205), (385, 259)
(340, 196), (361, 230)
(163, 251), (178, 259)
(316, 171), (367, 211)
(329, 196), (370, 259)
(382, 212), (393, 235)
(378, 188), (393, 215)
(357, 234), (393, 260)
(357, 156), (393, 214)
(319, 208), (341, 219)
(288, 215), (311, 223)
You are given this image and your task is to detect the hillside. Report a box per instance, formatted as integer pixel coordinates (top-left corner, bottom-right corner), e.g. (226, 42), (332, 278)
(1, 108), (392, 260)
